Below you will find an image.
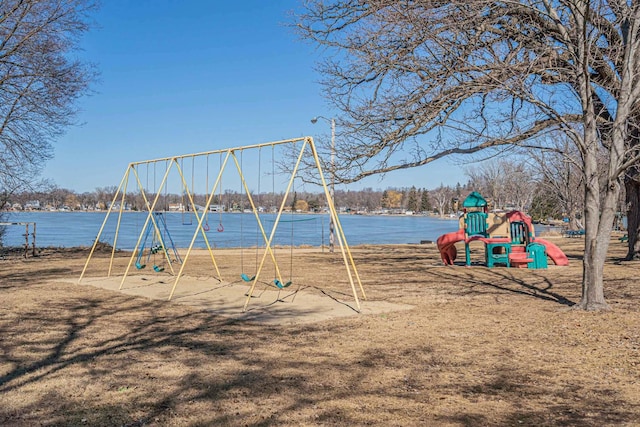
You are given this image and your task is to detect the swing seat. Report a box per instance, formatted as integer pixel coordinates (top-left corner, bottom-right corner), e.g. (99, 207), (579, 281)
(135, 262), (146, 270)
(274, 279), (292, 289)
(240, 273), (256, 282)
(153, 265), (164, 272)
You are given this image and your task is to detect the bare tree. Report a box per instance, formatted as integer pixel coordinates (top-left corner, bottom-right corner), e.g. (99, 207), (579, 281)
(430, 184), (455, 217)
(528, 137), (587, 230)
(297, 1), (640, 310)
(465, 163), (506, 209)
(0, 0), (96, 197)
(465, 159), (538, 212)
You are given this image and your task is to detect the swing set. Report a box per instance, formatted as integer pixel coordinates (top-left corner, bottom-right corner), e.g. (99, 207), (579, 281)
(79, 136), (365, 312)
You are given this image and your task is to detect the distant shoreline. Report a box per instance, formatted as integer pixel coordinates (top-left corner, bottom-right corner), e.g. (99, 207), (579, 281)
(2, 209), (462, 218)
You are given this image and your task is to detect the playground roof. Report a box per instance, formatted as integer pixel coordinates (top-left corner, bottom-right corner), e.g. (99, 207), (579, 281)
(462, 191), (487, 208)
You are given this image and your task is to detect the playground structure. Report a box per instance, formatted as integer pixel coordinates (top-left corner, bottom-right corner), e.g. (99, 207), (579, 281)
(437, 192), (569, 269)
(78, 136), (365, 311)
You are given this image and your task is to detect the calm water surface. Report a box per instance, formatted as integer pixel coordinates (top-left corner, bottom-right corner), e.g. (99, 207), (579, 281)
(2, 211), (461, 249)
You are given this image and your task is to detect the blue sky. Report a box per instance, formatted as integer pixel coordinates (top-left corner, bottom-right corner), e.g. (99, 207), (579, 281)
(43, 0), (464, 193)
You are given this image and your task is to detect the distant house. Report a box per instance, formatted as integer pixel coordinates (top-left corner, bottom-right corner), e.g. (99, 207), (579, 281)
(24, 200), (41, 210)
(107, 202), (132, 211)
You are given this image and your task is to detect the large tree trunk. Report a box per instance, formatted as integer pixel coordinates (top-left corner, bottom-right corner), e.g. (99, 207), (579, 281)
(579, 165), (620, 311)
(579, 151), (612, 311)
(579, 83), (628, 310)
(573, 0), (633, 311)
(576, 24), (613, 311)
(624, 174), (640, 260)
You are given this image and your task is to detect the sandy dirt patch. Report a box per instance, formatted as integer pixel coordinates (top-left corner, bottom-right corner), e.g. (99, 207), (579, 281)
(71, 273), (413, 325)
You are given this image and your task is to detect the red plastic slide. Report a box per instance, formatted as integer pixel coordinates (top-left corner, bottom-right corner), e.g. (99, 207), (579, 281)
(436, 229), (465, 265)
(533, 238), (569, 266)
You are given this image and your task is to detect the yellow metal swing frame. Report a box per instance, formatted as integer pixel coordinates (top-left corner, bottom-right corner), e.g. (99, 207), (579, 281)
(78, 136), (365, 311)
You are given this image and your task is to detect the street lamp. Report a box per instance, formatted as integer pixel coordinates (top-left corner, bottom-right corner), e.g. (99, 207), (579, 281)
(311, 115), (336, 253)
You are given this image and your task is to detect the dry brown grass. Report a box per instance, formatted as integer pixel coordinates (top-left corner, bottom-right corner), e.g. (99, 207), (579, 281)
(0, 236), (639, 426)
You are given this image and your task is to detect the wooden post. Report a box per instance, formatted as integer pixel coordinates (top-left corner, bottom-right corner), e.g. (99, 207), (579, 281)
(31, 222), (37, 257)
(24, 223), (28, 258)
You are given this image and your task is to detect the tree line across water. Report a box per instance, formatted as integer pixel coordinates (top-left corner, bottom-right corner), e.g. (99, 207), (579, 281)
(1, 157), (625, 228)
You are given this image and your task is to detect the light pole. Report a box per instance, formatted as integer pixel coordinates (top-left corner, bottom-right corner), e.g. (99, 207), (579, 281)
(311, 116), (335, 253)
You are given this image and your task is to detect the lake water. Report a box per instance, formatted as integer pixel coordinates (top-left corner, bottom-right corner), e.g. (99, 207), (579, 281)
(1, 211), (462, 249)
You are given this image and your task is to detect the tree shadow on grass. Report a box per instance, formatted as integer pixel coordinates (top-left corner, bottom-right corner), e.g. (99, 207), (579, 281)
(357, 254), (577, 307)
(0, 267), (74, 290)
(438, 364), (638, 426)
(0, 287), (638, 426)
(465, 269), (576, 307)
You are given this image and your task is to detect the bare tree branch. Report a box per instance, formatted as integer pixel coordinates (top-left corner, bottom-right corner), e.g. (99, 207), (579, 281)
(0, 0), (97, 194)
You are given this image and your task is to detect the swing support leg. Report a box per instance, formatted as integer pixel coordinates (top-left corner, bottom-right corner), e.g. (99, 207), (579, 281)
(168, 151), (231, 300)
(311, 138), (366, 307)
(241, 143), (305, 310)
(119, 162), (173, 289)
(79, 167), (129, 283)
